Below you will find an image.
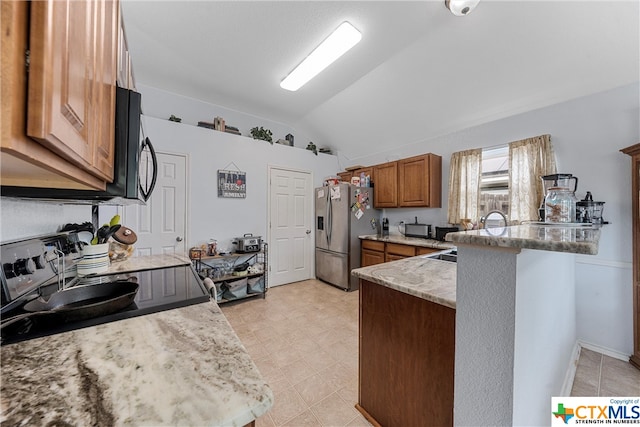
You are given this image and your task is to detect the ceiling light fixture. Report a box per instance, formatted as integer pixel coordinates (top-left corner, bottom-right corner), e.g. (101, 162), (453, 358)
(445, 0), (480, 16)
(280, 21), (362, 92)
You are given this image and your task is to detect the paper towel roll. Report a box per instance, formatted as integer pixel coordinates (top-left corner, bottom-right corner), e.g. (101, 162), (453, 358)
(203, 277), (215, 296)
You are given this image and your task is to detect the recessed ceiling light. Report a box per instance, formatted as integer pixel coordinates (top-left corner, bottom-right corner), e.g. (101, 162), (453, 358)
(280, 21), (362, 92)
(445, 0), (480, 16)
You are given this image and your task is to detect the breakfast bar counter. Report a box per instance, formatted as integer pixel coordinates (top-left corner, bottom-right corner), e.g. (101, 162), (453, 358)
(352, 223), (602, 427)
(448, 223), (601, 427)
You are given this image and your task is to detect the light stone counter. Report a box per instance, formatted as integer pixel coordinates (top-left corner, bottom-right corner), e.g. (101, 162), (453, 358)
(359, 233), (455, 250)
(1, 254), (273, 426)
(445, 223), (601, 255)
(352, 255), (456, 309)
(105, 253), (192, 273)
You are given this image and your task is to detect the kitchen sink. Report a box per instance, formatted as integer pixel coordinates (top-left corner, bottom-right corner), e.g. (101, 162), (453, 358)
(424, 250), (457, 263)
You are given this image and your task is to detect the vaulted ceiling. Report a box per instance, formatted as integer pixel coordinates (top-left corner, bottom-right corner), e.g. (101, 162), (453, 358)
(121, 1), (639, 160)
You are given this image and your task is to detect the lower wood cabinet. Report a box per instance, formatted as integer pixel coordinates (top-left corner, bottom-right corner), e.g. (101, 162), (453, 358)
(357, 280), (455, 426)
(361, 240), (440, 267)
(385, 242), (417, 262)
(361, 240), (385, 267)
(416, 247), (438, 256)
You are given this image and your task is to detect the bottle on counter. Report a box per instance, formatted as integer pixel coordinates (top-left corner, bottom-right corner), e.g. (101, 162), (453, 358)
(207, 239), (217, 256)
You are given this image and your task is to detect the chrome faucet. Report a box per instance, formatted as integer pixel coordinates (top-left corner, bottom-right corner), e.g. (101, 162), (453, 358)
(480, 210), (508, 229)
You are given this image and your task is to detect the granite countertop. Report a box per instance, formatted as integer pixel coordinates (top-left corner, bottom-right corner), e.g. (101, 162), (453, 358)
(1, 254), (273, 426)
(352, 255), (457, 309)
(105, 253), (192, 273)
(445, 223), (601, 255)
(359, 234), (455, 250)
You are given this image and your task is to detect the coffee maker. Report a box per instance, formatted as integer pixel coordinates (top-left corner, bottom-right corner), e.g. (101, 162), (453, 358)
(539, 174), (579, 223)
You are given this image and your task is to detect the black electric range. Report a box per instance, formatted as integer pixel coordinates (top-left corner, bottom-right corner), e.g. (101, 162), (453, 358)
(1, 233), (210, 345)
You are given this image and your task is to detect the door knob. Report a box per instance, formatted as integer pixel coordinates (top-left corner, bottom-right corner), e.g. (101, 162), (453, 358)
(176, 236), (183, 242)
(306, 230), (311, 234)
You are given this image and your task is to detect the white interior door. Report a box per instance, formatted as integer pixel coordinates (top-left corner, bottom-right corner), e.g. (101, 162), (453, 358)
(268, 167), (312, 287)
(124, 152), (187, 256)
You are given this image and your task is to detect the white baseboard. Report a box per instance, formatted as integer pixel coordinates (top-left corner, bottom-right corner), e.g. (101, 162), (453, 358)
(561, 342), (582, 396)
(578, 340), (632, 362)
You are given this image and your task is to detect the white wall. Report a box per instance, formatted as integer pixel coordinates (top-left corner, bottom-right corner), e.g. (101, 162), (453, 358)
(140, 114), (339, 252)
(137, 84), (321, 151)
(513, 250), (575, 426)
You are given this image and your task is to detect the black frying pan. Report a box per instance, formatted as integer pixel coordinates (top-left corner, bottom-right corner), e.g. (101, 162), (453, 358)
(0, 281), (139, 330)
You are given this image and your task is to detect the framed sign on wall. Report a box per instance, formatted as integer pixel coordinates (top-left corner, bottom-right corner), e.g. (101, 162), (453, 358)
(218, 169), (246, 198)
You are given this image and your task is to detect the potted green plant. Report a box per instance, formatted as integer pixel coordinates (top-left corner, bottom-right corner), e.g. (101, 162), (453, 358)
(250, 127), (273, 144)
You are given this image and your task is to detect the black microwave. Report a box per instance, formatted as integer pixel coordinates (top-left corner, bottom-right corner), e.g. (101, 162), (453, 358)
(1, 87), (158, 204)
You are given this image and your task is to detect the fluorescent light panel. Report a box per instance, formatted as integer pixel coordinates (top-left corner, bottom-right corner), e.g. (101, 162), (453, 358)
(280, 22), (362, 92)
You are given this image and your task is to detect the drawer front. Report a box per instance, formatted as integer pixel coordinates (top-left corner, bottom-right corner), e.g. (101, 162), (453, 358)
(362, 240), (385, 252)
(385, 243), (416, 257)
(416, 247), (439, 256)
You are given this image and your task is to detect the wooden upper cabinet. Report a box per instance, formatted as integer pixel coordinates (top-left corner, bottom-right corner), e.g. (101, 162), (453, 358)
(337, 171), (352, 183)
(26, 0), (117, 182)
(1, 1), (105, 190)
(373, 153), (442, 208)
(373, 161), (398, 208)
(398, 153), (442, 208)
(354, 167), (374, 182)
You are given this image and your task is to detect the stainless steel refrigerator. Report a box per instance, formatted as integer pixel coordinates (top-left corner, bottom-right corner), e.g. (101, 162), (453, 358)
(315, 183), (379, 291)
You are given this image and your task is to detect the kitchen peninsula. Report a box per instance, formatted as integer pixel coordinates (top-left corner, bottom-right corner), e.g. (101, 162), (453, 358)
(0, 255), (274, 426)
(352, 223), (601, 427)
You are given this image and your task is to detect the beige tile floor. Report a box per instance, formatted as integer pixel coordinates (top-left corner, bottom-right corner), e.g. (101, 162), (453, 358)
(221, 280), (640, 426)
(571, 347), (640, 397)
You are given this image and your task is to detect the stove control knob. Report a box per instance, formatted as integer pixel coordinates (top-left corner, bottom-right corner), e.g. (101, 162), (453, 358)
(3, 263), (16, 279)
(14, 258), (36, 276)
(31, 255), (45, 269)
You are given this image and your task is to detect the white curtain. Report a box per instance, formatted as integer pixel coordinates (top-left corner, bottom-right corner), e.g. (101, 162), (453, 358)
(508, 134), (557, 223)
(447, 148), (482, 225)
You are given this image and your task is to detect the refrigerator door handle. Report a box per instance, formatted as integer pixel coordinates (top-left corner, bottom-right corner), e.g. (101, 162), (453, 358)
(326, 193), (332, 246)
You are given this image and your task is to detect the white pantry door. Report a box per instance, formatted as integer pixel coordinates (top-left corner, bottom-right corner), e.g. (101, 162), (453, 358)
(268, 167), (313, 287)
(124, 152), (187, 256)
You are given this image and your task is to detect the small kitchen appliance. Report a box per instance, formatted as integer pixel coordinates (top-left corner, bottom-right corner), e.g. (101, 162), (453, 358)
(540, 173), (579, 223)
(576, 191), (605, 224)
(382, 218), (389, 237)
(233, 234), (262, 253)
(403, 217), (432, 239)
(435, 226), (459, 241)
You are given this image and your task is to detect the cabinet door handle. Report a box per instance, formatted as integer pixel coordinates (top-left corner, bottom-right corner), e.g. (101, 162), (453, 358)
(176, 236), (183, 242)
(306, 230), (311, 234)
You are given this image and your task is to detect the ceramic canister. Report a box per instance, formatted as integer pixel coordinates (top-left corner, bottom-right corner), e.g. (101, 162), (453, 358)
(77, 243), (110, 276)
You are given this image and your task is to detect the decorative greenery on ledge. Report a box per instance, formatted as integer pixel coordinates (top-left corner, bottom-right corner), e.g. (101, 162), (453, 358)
(250, 127), (273, 144)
